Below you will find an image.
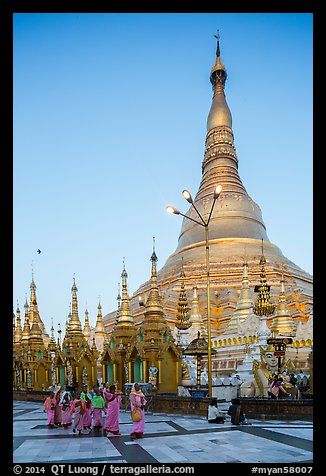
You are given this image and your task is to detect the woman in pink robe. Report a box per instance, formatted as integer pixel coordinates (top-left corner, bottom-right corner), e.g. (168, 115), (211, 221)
(103, 384), (122, 435)
(43, 391), (56, 428)
(81, 385), (93, 431)
(54, 388), (62, 427)
(59, 392), (72, 429)
(69, 391), (87, 435)
(130, 383), (147, 440)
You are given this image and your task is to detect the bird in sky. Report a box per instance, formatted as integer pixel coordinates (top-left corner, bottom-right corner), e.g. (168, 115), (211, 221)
(37, 249), (41, 254)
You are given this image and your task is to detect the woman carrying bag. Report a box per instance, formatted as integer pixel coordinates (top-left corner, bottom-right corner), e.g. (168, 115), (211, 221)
(130, 383), (147, 440)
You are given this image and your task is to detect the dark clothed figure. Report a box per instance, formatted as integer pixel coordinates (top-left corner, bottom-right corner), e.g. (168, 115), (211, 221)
(227, 398), (246, 425)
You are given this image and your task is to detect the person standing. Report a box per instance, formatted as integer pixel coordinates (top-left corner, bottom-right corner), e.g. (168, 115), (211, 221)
(54, 387), (62, 427)
(207, 398), (224, 424)
(59, 392), (73, 429)
(81, 384), (93, 432)
(289, 373), (297, 386)
(70, 391), (87, 435)
(103, 384), (122, 435)
(91, 387), (106, 432)
(130, 383), (147, 440)
(43, 391), (57, 429)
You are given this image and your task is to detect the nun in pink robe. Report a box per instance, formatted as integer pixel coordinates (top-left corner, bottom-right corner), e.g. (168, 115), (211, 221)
(54, 388), (62, 426)
(103, 385), (122, 435)
(80, 385), (93, 430)
(43, 391), (56, 428)
(69, 391), (87, 435)
(59, 392), (72, 429)
(130, 383), (147, 440)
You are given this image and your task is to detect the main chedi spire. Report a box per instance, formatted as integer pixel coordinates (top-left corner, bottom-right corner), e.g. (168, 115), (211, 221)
(177, 33), (269, 252)
(207, 32), (232, 131)
(120, 36), (312, 342)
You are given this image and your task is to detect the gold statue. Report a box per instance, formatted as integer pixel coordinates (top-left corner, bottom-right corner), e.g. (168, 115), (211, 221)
(82, 366), (88, 385)
(181, 361), (190, 380)
(240, 346), (284, 397)
(148, 365), (158, 387)
(66, 360), (73, 386)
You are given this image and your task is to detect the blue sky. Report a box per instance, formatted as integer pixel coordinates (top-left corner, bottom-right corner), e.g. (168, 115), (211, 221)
(13, 13), (313, 336)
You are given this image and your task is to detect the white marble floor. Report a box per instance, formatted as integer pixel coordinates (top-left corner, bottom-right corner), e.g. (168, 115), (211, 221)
(13, 400), (313, 464)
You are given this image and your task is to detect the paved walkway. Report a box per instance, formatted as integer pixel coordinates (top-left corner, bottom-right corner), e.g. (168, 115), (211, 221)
(13, 400), (313, 464)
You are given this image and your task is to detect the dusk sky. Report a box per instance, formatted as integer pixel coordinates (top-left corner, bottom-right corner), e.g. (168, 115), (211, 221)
(13, 13), (313, 336)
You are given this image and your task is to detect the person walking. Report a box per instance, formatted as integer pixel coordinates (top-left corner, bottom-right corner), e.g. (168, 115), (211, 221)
(103, 384), (122, 435)
(43, 391), (57, 429)
(70, 390), (87, 435)
(59, 392), (73, 429)
(130, 383), (147, 440)
(91, 387), (106, 432)
(227, 398), (251, 425)
(54, 387), (62, 427)
(81, 384), (93, 432)
(207, 398), (224, 424)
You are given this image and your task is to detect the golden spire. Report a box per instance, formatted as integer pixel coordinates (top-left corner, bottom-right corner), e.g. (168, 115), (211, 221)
(145, 238), (163, 313)
(175, 259), (191, 330)
(189, 287), (207, 337)
(95, 299), (105, 334)
(91, 336), (97, 352)
(48, 318), (57, 351)
(116, 261), (134, 324)
(13, 307), (16, 337)
(65, 305), (71, 338)
(225, 263), (253, 335)
(21, 299), (31, 343)
(83, 308), (91, 338)
(27, 273), (47, 339)
(28, 273), (37, 325)
(14, 302), (23, 344)
(207, 31), (232, 130)
(269, 274), (296, 336)
(172, 36), (270, 256)
(253, 240), (275, 317)
(115, 283), (121, 323)
(29, 317), (43, 344)
(69, 276), (83, 335)
(235, 262), (254, 315)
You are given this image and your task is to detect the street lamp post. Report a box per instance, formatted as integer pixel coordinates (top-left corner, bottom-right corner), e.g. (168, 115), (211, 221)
(166, 184), (222, 397)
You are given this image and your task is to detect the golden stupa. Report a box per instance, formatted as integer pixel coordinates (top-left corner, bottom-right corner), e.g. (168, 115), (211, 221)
(114, 36), (313, 345)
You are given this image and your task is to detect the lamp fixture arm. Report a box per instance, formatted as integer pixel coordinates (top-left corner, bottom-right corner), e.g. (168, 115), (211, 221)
(207, 197), (218, 226)
(190, 201), (206, 226)
(178, 211), (205, 227)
